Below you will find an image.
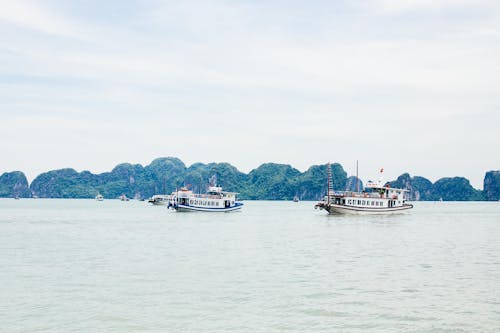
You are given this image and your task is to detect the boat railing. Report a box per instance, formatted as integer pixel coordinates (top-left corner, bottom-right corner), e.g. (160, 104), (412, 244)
(327, 191), (385, 199)
(189, 194), (223, 199)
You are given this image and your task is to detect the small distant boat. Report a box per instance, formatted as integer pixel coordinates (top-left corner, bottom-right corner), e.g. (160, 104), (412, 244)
(95, 193), (104, 201)
(14, 196), (20, 200)
(148, 194), (172, 206)
(119, 194), (129, 201)
(315, 163), (413, 215)
(293, 195), (299, 202)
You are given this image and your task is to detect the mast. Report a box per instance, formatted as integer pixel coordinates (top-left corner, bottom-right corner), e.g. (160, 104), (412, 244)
(327, 162), (333, 205)
(356, 160), (359, 193)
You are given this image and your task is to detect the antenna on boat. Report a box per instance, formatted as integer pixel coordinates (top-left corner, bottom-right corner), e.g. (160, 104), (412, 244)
(356, 160), (359, 192)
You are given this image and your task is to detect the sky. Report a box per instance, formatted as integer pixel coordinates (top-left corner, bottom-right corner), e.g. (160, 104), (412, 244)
(1, 0), (499, 188)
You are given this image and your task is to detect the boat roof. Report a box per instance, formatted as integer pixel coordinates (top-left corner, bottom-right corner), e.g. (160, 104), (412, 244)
(365, 181), (409, 192)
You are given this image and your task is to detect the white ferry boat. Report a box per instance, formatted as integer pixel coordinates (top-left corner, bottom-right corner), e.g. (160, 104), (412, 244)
(315, 164), (413, 215)
(171, 185), (243, 212)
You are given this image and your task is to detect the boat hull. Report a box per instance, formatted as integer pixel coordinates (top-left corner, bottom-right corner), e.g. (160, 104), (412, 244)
(174, 203), (243, 212)
(325, 203), (413, 215)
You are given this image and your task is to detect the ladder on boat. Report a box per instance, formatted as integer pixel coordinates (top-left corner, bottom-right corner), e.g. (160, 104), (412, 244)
(327, 163), (334, 204)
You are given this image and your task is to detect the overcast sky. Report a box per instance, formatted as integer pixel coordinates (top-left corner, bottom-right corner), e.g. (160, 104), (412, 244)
(1, 0), (499, 188)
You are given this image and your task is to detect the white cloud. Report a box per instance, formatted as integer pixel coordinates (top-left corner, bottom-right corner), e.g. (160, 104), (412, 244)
(0, 0), (90, 39)
(357, 0), (497, 14)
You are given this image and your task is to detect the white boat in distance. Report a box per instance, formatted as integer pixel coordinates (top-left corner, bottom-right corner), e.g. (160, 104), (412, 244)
(95, 193), (104, 201)
(171, 180), (243, 212)
(148, 194), (172, 206)
(119, 194), (129, 201)
(315, 163), (413, 215)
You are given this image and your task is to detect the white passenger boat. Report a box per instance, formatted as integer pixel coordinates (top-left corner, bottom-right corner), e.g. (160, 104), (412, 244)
(315, 163), (413, 215)
(148, 194), (172, 206)
(171, 184), (243, 212)
(95, 193), (104, 201)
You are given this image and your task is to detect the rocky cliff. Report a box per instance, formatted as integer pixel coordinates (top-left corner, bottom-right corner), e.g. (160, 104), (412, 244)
(388, 174), (484, 201)
(0, 171), (31, 198)
(27, 158), (349, 200)
(3, 158), (498, 200)
(483, 170), (500, 201)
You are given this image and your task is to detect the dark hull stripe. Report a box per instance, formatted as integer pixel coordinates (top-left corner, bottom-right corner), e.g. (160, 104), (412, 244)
(328, 204), (413, 213)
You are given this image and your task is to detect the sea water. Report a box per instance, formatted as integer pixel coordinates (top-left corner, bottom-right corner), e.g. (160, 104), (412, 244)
(1, 199), (499, 332)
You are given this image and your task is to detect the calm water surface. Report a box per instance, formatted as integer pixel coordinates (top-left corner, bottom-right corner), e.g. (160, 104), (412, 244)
(1, 200), (499, 332)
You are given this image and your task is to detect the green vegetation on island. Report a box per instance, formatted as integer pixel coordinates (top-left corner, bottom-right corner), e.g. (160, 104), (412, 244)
(0, 157), (499, 201)
(483, 171), (500, 201)
(0, 171), (31, 198)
